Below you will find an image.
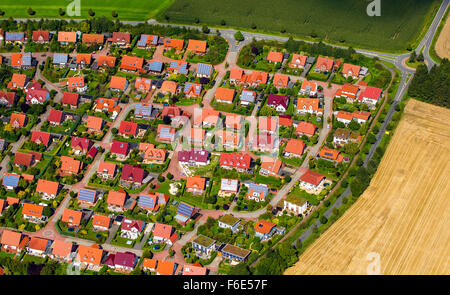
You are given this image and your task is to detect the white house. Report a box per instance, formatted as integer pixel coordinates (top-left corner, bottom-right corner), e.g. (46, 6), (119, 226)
(283, 196), (309, 216)
(218, 214), (241, 233)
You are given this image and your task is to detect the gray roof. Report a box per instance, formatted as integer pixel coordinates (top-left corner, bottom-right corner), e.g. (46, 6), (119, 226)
(196, 63), (213, 76)
(148, 61), (163, 72)
(5, 32), (25, 41)
(220, 179), (239, 192)
(53, 53), (68, 64)
(21, 54), (32, 66)
(248, 183), (269, 198)
(240, 90), (255, 102)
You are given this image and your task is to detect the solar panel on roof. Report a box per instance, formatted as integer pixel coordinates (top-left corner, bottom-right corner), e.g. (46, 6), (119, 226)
(138, 195), (155, 209)
(21, 54), (32, 66)
(53, 54), (68, 64)
(197, 63), (212, 76)
(137, 35), (147, 47)
(3, 174), (20, 188)
(160, 127), (173, 139)
(177, 202), (194, 218)
(78, 189), (96, 202)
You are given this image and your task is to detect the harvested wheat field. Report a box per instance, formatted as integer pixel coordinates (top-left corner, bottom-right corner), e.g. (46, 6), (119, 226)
(436, 14), (450, 59)
(285, 99), (450, 275)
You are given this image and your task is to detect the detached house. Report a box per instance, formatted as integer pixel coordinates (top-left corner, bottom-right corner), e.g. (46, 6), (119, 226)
(50, 240), (75, 262)
(219, 179), (240, 196)
(71, 137), (92, 155)
(25, 82), (50, 104)
(31, 131), (51, 147)
(76, 245), (104, 270)
(297, 98), (323, 116)
(11, 53), (32, 69)
(120, 164), (145, 188)
(22, 203), (46, 223)
(193, 108), (219, 128)
(107, 190), (127, 212)
(284, 194), (309, 216)
(1, 230), (30, 254)
(120, 55), (144, 73)
(266, 51), (283, 63)
(86, 116), (104, 134)
(27, 237), (52, 257)
(196, 63), (213, 78)
(259, 116), (278, 134)
(97, 161), (117, 180)
(97, 55), (116, 68)
(220, 153), (251, 172)
(111, 140), (129, 160)
(120, 218), (145, 240)
(342, 63), (361, 79)
(336, 111), (354, 125)
(61, 209), (83, 227)
(118, 121), (138, 138)
(358, 86), (382, 108)
(135, 103), (153, 119)
(53, 53), (69, 67)
(8, 73), (27, 89)
(218, 214), (241, 233)
(184, 82), (202, 98)
(0, 91), (17, 107)
(289, 54), (307, 69)
(215, 130), (241, 149)
(272, 73), (289, 88)
(174, 202), (196, 226)
(77, 188), (97, 206)
(333, 128), (360, 147)
(10, 113), (27, 129)
(104, 252), (137, 273)
(153, 223), (178, 245)
(192, 235), (216, 258)
(2, 173), (20, 191)
(157, 124), (176, 143)
(48, 109), (64, 126)
(135, 77), (153, 93)
(299, 170), (326, 193)
(187, 39), (207, 54)
(352, 110), (371, 124)
(215, 87), (235, 104)
(300, 80), (318, 96)
(92, 214), (111, 231)
(225, 113), (243, 130)
(142, 145), (167, 164)
(5, 32), (26, 44)
(247, 70), (268, 87)
(259, 157), (283, 177)
(75, 54), (92, 68)
(111, 32), (131, 47)
(58, 31), (77, 45)
(284, 138), (306, 158)
(110, 76), (128, 92)
(178, 148), (210, 166)
(295, 121), (317, 137)
(36, 179), (60, 200)
(160, 80), (178, 95)
(335, 84), (359, 103)
(137, 34), (159, 48)
(67, 76), (87, 93)
(254, 219), (279, 240)
(82, 33), (104, 45)
(168, 60), (188, 75)
(62, 92), (79, 109)
(318, 147), (344, 163)
(186, 176), (207, 195)
(164, 38), (184, 52)
(314, 57), (334, 73)
(240, 90), (256, 105)
(267, 94), (289, 112)
(60, 156), (82, 176)
(138, 193), (160, 212)
(32, 30), (50, 43)
(251, 132), (278, 153)
(246, 183), (269, 202)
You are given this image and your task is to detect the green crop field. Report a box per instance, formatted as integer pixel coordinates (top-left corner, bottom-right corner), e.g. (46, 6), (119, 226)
(0, 0), (174, 21)
(159, 0), (441, 51)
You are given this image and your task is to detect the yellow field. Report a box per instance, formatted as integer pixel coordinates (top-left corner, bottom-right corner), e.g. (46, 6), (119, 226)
(285, 99), (450, 275)
(435, 14), (450, 59)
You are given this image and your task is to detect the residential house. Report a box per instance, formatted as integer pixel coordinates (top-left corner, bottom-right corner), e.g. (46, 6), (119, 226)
(135, 103), (153, 119)
(120, 218), (145, 240)
(118, 121), (138, 138)
(142, 258), (157, 272)
(50, 240), (74, 262)
(5, 32), (26, 44)
(53, 53), (69, 67)
(266, 51), (283, 63)
(58, 31), (77, 45)
(225, 113), (242, 130)
(187, 39), (207, 54)
(137, 34), (159, 48)
(2, 173), (20, 190)
(61, 209), (83, 227)
(247, 70), (268, 87)
(352, 110), (371, 124)
(111, 32), (131, 47)
(134, 77), (153, 93)
(62, 92), (79, 108)
(92, 214), (111, 231)
(336, 110), (354, 125)
(75, 245), (104, 269)
(314, 57), (334, 73)
(192, 235), (216, 258)
(160, 80), (178, 95)
(147, 60), (163, 73)
(240, 90), (256, 105)
(250, 132), (278, 153)
(246, 183), (269, 202)
(36, 179), (60, 200)
(186, 176), (206, 195)
(75, 54), (92, 67)
(27, 237), (52, 257)
(8, 73), (27, 89)
(164, 38), (184, 52)
(218, 214), (241, 233)
(188, 128), (206, 146)
(221, 244), (250, 262)
(97, 161), (117, 180)
(215, 87), (235, 104)
(333, 128), (360, 147)
(25, 82), (50, 104)
(153, 223), (178, 245)
(48, 109), (64, 126)
(297, 98), (323, 115)
(86, 116), (104, 134)
(110, 76), (128, 92)
(22, 203), (45, 223)
(318, 147), (344, 163)
(220, 153), (251, 172)
(155, 260), (177, 275)
(0, 230), (30, 253)
(342, 63), (361, 79)
(138, 193), (160, 212)
(335, 84), (359, 103)
(167, 60), (188, 75)
(267, 94), (289, 112)
(157, 124), (176, 143)
(272, 73), (289, 88)
(32, 30), (50, 43)
(219, 179), (239, 196)
(71, 137), (92, 155)
(284, 138), (305, 158)
(358, 86), (382, 108)
(174, 202), (195, 225)
(60, 156), (82, 175)
(178, 148), (210, 166)
(184, 82), (202, 98)
(284, 194), (309, 216)
(289, 54), (307, 69)
(10, 53), (32, 69)
(111, 141), (129, 160)
(120, 165), (145, 188)
(120, 55), (144, 73)
(82, 33), (104, 45)
(182, 264), (209, 275)
(97, 55), (116, 68)
(77, 188), (97, 206)
(254, 220), (277, 240)
(104, 252), (137, 273)
(0, 91), (17, 107)
(142, 145), (167, 164)
(299, 80), (318, 96)
(10, 113), (27, 129)
(299, 170), (326, 193)
(259, 116), (278, 134)
(193, 108), (219, 128)
(196, 63), (213, 78)
(295, 121), (317, 137)
(259, 157), (283, 177)
(229, 68), (244, 84)
(31, 131), (51, 147)
(105, 189), (127, 212)
(67, 76), (87, 93)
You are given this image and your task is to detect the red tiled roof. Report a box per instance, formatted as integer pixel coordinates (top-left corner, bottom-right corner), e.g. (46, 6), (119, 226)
(187, 39), (207, 53)
(48, 109), (63, 123)
(32, 30), (49, 42)
(285, 139), (305, 156)
(58, 31), (77, 43)
(97, 55), (116, 67)
(220, 153), (251, 169)
(120, 55), (144, 72)
(110, 76), (127, 90)
(296, 121), (317, 136)
(31, 131), (51, 146)
(266, 51), (283, 63)
(300, 170), (325, 186)
(36, 179), (59, 196)
(22, 203), (43, 218)
(62, 92), (79, 106)
(254, 219), (276, 234)
(118, 121), (138, 136)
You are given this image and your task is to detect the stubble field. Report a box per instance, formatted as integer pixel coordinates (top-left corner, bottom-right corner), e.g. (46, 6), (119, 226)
(285, 99), (450, 275)
(435, 14), (450, 59)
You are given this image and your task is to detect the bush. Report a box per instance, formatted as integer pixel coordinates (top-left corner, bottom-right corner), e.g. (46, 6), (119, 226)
(88, 9), (95, 16)
(27, 7), (35, 15)
(112, 11), (118, 18)
(320, 216), (328, 224)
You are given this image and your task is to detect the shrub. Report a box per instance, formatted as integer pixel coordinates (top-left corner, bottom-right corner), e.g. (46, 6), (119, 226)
(320, 216), (328, 224)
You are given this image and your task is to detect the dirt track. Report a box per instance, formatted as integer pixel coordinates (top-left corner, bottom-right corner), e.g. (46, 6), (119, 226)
(285, 99), (450, 275)
(435, 14), (450, 59)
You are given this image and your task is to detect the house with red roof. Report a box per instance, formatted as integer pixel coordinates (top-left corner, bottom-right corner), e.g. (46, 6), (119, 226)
(62, 92), (79, 108)
(82, 33), (104, 45)
(86, 116), (104, 134)
(182, 264), (209, 275)
(75, 54), (92, 67)
(110, 76), (128, 92)
(31, 131), (51, 147)
(157, 124), (176, 143)
(272, 73), (289, 88)
(254, 220), (277, 240)
(10, 113), (27, 129)
(358, 86), (382, 108)
(48, 109), (64, 126)
(336, 110), (354, 125)
(60, 156), (82, 175)
(352, 110), (371, 124)
(97, 55), (116, 68)
(0, 230), (30, 253)
(267, 94), (289, 112)
(164, 38), (184, 52)
(111, 140), (129, 160)
(22, 203), (45, 223)
(76, 244), (104, 269)
(229, 68), (244, 84)
(300, 80), (318, 96)
(186, 176), (207, 195)
(247, 70), (268, 87)
(118, 121), (138, 138)
(25, 82), (50, 104)
(92, 214), (111, 231)
(120, 164), (145, 188)
(8, 73), (27, 89)
(313, 57), (334, 73)
(342, 63), (361, 79)
(36, 179), (60, 200)
(335, 84), (359, 103)
(97, 161), (117, 180)
(220, 153), (251, 172)
(215, 87), (235, 104)
(120, 56), (144, 73)
(120, 218), (145, 240)
(0, 91), (17, 107)
(134, 77), (153, 92)
(67, 76), (87, 93)
(32, 30), (50, 43)
(111, 32), (131, 47)
(187, 39), (207, 54)
(153, 223), (178, 245)
(318, 147), (344, 163)
(27, 237), (52, 257)
(299, 170), (326, 193)
(61, 209), (83, 227)
(295, 121), (317, 137)
(251, 132), (278, 153)
(107, 190), (127, 212)
(284, 138), (306, 158)
(266, 51), (283, 63)
(289, 54), (307, 69)
(58, 31), (77, 45)
(156, 260), (178, 275)
(259, 116), (278, 134)
(297, 98), (323, 115)
(50, 240), (74, 262)
(71, 137), (92, 155)
(260, 157), (283, 177)
(104, 251), (138, 273)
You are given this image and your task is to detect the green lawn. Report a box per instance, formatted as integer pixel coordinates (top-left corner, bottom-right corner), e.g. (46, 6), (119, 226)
(160, 0), (440, 52)
(0, 0), (174, 21)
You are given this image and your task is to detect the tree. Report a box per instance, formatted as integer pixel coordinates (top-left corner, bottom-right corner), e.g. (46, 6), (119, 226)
(343, 142), (359, 155)
(58, 8), (65, 16)
(348, 120), (361, 131)
(112, 11), (118, 18)
(167, 173), (173, 180)
(27, 7), (35, 15)
(409, 51), (416, 62)
(88, 9), (95, 16)
(202, 25), (209, 34)
(220, 19), (226, 26)
(320, 215), (328, 224)
(228, 263), (250, 275)
(234, 31), (244, 42)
